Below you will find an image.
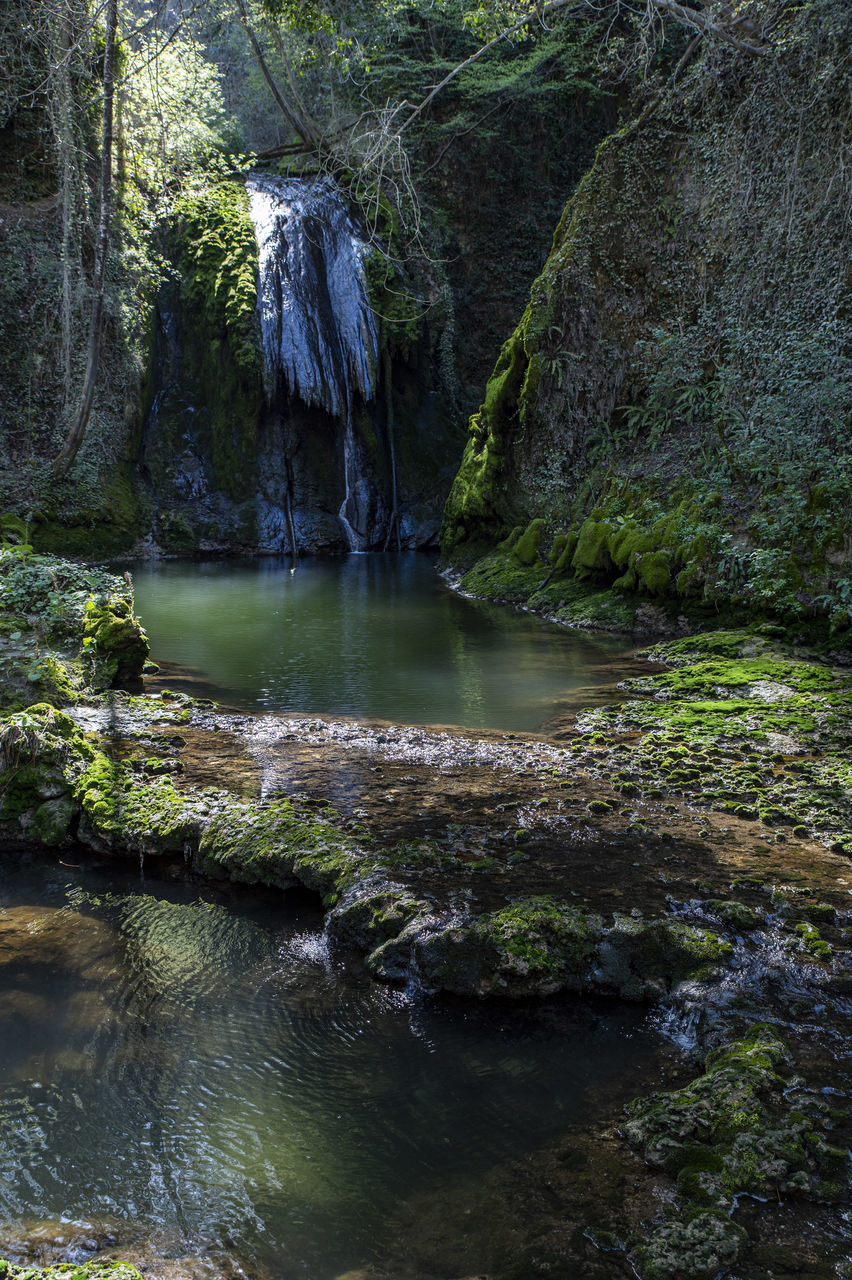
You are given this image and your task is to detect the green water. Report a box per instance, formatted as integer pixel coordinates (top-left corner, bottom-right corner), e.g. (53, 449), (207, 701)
(0, 857), (660, 1279)
(132, 554), (630, 731)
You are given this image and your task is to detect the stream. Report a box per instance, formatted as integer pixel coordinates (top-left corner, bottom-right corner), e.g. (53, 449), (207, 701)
(0, 855), (664, 1279)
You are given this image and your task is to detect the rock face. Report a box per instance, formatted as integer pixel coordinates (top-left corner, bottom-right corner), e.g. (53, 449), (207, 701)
(140, 177), (461, 555)
(441, 0), (852, 632)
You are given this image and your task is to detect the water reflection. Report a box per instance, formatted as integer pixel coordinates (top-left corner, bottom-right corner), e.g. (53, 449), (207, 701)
(132, 553), (631, 731)
(0, 857), (660, 1279)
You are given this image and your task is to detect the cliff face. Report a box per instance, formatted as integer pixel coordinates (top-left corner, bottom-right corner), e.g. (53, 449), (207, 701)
(442, 1), (852, 634)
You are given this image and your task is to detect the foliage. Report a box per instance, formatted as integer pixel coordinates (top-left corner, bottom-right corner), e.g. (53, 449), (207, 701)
(0, 550), (130, 636)
(121, 21), (237, 185)
(441, 0), (852, 628)
(170, 180), (260, 370)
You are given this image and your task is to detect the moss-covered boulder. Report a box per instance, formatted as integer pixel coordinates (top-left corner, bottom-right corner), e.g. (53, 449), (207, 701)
(0, 552), (148, 710)
(596, 916), (732, 1001)
(328, 881), (430, 952)
(624, 1027), (849, 1278)
(412, 896), (605, 997)
(196, 799), (365, 904)
(0, 703), (94, 838)
(83, 599), (149, 687)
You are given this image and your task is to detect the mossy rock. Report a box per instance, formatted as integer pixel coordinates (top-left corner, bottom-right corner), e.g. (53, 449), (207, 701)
(416, 896), (604, 997)
(608, 520), (655, 569)
(197, 798), (364, 903)
(0, 703), (93, 830)
(597, 916), (733, 998)
(629, 1211), (748, 1280)
(572, 518), (617, 578)
(705, 899), (759, 930)
(28, 795), (77, 844)
(83, 600), (149, 687)
(0, 1264), (144, 1280)
(512, 518), (546, 566)
(636, 549), (673, 597)
(75, 754), (203, 855)
(623, 1026), (846, 1277)
(329, 884), (428, 950)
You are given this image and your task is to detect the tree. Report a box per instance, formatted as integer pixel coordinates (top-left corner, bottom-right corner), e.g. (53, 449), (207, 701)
(52, 0), (118, 478)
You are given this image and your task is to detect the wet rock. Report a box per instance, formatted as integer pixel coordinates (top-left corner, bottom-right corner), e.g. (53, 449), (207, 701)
(630, 1212), (748, 1280)
(327, 879), (430, 951)
(413, 896), (604, 997)
(623, 1027), (849, 1278)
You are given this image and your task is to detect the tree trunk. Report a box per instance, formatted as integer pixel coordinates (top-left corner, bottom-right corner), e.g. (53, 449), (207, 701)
(268, 24), (324, 152)
(52, 0), (119, 479)
(235, 0), (321, 152)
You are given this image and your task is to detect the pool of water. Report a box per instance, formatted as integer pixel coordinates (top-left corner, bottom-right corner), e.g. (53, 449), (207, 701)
(0, 856), (661, 1279)
(131, 554), (632, 732)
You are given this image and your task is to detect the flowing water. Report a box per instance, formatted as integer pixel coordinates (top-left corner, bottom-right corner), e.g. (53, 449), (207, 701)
(246, 174), (378, 417)
(0, 856), (662, 1278)
(131, 553), (633, 731)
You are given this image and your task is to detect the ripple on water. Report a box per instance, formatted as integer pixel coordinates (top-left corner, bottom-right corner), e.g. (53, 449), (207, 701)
(0, 857), (664, 1280)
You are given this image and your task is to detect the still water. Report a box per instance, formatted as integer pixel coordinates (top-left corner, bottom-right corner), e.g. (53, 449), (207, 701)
(131, 554), (631, 731)
(0, 857), (660, 1278)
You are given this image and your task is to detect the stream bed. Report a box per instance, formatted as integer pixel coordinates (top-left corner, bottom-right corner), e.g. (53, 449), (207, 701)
(0, 855), (665, 1280)
(131, 553), (634, 731)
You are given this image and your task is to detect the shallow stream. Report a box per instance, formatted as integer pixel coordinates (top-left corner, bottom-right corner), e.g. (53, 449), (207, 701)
(0, 856), (663, 1278)
(131, 553), (633, 731)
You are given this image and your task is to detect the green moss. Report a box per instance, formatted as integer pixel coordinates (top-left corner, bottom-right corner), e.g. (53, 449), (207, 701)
(167, 181), (263, 505)
(83, 598), (149, 687)
(0, 703), (94, 830)
(197, 798), (364, 903)
(172, 182), (260, 371)
(793, 920), (832, 957)
(498, 525), (523, 552)
(0, 552), (148, 710)
(600, 916), (733, 998)
(363, 251), (421, 360)
(0, 1264), (143, 1280)
(75, 754), (203, 854)
(572, 517), (616, 578)
(636, 549), (673, 596)
(705, 900), (759, 930)
(512, 517), (546, 566)
(417, 895), (604, 997)
(608, 521), (654, 568)
(483, 331), (528, 428)
(624, 1027), (846, 1278)
(440, 420), (507, 554)
(28, 795), (77, 844)
(484, 896), (603, 976)
(329, 886), (427, 950)
(629, 1213), (748, 1280)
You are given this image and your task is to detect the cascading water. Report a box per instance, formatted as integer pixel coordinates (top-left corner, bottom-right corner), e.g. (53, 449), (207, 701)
(246, 175), (380, 551)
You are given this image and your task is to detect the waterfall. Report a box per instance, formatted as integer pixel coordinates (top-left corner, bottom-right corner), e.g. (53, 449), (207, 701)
(246, 175), (379, 550)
